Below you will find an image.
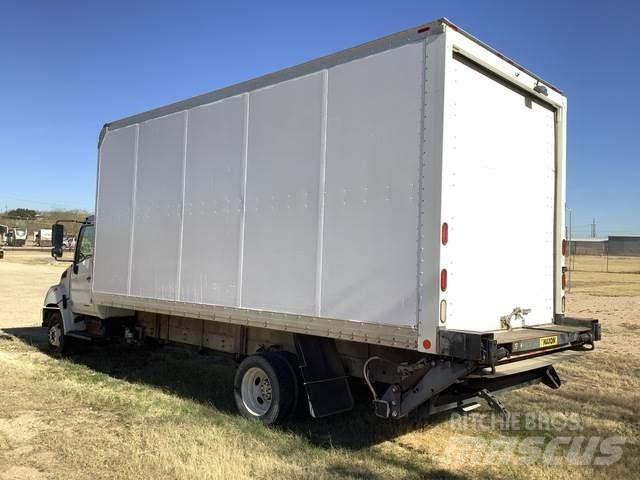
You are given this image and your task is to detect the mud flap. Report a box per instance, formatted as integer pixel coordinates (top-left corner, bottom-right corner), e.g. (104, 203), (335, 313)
(293, 334), (354, 418)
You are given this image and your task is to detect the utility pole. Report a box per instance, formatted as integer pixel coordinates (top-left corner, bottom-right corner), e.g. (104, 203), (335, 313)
(590, 218), (596, 238)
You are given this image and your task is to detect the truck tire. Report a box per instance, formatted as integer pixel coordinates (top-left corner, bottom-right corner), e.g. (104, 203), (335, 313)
(46, 311), (69, 356)
(271, 350), (308, 417)
(234, 353), (296, 425)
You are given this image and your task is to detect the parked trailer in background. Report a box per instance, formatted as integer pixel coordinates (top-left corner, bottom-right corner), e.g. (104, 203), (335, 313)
(35, 228), (53, 247)
(43, 18), (600, 424)
(7, 227), (27, 247)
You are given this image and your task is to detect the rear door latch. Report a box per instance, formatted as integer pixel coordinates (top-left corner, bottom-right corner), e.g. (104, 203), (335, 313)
(500, 307), (531, 330)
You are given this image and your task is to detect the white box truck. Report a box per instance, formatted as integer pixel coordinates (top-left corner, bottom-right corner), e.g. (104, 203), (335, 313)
(35, 228), (53, 247)
(7, 227), (27, 247)
(43, 18), (599, 424)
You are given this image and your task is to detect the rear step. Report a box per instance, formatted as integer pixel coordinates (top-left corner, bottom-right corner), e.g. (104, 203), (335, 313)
(429, 365), (562, 417)
(478, 388), (509, 418)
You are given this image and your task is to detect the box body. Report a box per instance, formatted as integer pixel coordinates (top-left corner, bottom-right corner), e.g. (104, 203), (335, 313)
(92, 19), (566, 353)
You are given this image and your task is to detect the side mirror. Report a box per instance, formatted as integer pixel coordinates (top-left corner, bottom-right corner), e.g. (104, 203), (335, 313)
(51, 224), (64, 259)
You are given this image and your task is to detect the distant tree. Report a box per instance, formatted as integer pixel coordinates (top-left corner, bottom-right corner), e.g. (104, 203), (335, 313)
(6, 208), (37, 220)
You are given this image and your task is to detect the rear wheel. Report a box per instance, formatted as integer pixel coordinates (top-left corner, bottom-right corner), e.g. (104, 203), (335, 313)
(272, 350), (307, 417)
(234, 353), (296, 425)
(46, 311), (69, 356)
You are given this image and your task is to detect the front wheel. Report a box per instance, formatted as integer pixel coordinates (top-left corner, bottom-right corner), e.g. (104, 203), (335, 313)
(46, 311), (69, 356)
(234, 353), (296, 425)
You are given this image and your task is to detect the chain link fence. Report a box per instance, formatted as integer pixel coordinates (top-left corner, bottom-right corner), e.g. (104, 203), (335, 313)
(567, 238), (640, 273)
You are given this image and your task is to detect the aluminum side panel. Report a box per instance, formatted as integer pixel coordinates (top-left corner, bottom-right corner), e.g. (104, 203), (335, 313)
(95, 41), (429, 336)
(242, 73), (324, 314)
(321, 43), (424, 327)
(130, 113), (185, 299)
(179, 96), (245, 305)
(93, 125), (137, 295)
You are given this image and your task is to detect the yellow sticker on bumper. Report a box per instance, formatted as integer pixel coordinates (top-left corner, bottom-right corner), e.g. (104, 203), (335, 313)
(539, 336), (558, 348)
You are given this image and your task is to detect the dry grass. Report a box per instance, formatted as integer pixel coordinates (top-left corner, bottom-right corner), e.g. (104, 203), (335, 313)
(0, 251), (638, 479)
(568, 255), (640, 296)
(569, 255), (640, 274)
(568, 271), (640, 296)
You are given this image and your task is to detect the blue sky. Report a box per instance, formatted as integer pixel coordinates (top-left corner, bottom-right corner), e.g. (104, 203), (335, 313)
(0, 0), (638, 236)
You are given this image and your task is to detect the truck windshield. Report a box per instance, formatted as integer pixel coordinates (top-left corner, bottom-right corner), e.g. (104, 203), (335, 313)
(77, 225), (95, 262)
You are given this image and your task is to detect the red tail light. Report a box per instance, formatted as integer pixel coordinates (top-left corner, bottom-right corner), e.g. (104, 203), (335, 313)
(562, 239), (567, 256)
(562, 271), (566, 290)
(440, 269), (447, 292)
(441, 222), (448, 245)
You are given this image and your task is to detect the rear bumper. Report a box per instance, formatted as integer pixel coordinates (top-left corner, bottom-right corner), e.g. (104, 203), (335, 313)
(372, 319), (598, 419)
(439, 316), (600, 367)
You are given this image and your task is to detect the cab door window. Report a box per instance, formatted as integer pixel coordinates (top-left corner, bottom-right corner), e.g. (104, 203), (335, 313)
(75, 226), (95, 263)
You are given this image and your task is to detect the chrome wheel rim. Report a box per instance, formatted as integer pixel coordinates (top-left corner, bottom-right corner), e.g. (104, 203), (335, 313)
(241, 367), (272, 417)
(48, 324), (62, 348)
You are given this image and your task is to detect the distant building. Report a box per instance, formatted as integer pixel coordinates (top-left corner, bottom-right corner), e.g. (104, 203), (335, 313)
(569, 238), (607, 256)
(607, 235), (640, 257)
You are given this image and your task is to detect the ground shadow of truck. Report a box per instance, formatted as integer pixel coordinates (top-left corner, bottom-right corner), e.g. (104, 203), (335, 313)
(3, 326), (459, 452)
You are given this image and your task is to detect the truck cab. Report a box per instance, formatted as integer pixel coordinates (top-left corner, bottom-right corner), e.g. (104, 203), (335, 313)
(0, 225), (6, 259)
(68, 222), (95, 315)
(42, 217), (132, 353)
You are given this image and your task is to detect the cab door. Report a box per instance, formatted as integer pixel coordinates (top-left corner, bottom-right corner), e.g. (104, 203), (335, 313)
(70, 225), (96, 315)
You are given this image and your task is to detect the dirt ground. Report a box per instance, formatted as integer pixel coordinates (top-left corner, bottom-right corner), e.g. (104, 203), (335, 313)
(0, 250), (638, 479)
(0, 252), (67, 331)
